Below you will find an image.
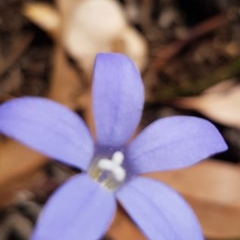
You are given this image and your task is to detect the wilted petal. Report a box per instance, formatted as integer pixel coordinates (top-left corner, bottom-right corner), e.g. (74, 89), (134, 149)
(32, 174), (116, 240)
(116, 177), (204, 240)
(124, 116), (227, 176)
(0, 97), (94, 170)
(93, 53), (144, 148)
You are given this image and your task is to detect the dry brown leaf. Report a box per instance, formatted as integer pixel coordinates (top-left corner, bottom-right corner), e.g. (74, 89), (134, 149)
(106, 207), (146, 240)
(63, 0), (147, 72)
(0, 138), (48, 206)
(63, 0), (126, 70)
(22, 3), (60, 39)
(0, 169), (46, 207)
(175, 79), (240, 128)
(23, 0), (148, 74)
(47, 45), (83, 109)
(56, 0), (81, 16)
(59, 0), (148, 73)
(147, 160), (240, 239)
(0, 138), (46, 186)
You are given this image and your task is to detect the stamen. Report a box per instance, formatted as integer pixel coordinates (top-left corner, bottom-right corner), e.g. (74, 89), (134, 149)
(88, 161), (102, 179)
(88, 151), (126, 191)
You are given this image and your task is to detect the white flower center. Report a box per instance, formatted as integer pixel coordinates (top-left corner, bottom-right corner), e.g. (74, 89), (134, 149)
(97, 151), (126, 182)
(88, 151), (126, 191)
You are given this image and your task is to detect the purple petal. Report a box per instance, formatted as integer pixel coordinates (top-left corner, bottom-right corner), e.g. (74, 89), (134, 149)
(93, 53), (144, 148)
(116, 177), (204, 240)
(32, 174), (116, 240)
(0, 97), (94, 170)
(124, 116), (227, 176)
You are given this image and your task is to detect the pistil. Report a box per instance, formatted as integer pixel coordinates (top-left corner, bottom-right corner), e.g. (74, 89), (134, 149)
(88, 151), (126, 191)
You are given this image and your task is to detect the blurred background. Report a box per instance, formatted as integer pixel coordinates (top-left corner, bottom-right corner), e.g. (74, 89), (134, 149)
(1, 0), (240, 239)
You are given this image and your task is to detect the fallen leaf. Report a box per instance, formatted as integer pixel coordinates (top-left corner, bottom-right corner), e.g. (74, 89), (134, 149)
(107, 207), (146, 240)
(174, 79), (240, 128)
(46, 45), (84, 110)
(23, 0), (148, 74)
(0, 138), (47, 206)
(22, 2), (60, 39)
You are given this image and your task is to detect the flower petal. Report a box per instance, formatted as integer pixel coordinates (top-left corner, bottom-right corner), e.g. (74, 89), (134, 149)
(116, 177), (204, 240)
(93, 53), (144, 148)
(32, 174), (116, 240)
(0, 97), (94, 170)
(124, 116), (227, 176)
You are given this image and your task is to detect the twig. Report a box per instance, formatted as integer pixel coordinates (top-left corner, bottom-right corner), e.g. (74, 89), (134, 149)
(148, 52), (240, 103)
(149, 13), (230, 72)
(0, 33), (33, 76)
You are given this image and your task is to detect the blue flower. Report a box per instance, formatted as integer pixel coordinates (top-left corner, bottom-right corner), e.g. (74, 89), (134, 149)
(0, 53), (227, 240)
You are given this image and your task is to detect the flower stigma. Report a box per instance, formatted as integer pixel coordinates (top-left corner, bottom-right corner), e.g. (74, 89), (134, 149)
(88, 151), (126, 191)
